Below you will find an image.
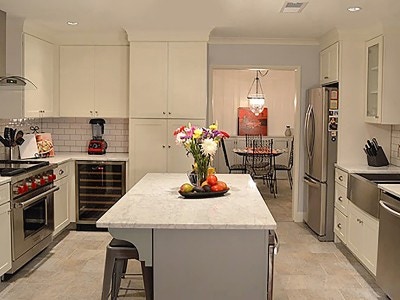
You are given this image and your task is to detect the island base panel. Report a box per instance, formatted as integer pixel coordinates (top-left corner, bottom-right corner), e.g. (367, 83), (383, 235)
(153, 229), (268, 300)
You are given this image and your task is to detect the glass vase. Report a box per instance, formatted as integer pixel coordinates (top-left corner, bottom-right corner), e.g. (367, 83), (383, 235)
(194, 157), (210, 186)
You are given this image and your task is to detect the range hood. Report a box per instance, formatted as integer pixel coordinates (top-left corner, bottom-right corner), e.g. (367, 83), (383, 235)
(0, 10), (36, 89)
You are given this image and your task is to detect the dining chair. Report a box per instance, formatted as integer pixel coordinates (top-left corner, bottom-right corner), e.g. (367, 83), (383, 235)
(245, 134), (262, 148)
(274, 138), (294, 190)
(220, 138), (246, 173)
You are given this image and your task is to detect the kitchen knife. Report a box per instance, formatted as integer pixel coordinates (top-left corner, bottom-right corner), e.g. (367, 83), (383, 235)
(363, 147), (369, 155)
(0, 135), (9, 147)
(371, 138), (379, 149)
(365, 144), (373, 156)
(367, 140), (377, 156)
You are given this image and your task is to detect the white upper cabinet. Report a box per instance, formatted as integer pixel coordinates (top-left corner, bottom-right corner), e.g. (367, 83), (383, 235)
(130, 43), (168, 118)
(320, 42), (339, 85)
(365, 33), (400, 124)
(130, 42), (207, 119)
(60, 45), (129, 118)
(24, 34), (58, 118)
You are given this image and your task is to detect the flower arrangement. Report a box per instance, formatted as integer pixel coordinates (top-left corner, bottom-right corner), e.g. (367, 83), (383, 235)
(174, 123), (229, 184)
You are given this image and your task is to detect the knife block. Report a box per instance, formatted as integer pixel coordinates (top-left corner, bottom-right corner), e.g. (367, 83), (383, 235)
(367, 146), (389, 167)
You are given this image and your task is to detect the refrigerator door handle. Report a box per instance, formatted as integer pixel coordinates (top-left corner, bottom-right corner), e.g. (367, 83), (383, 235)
(309, 106), (315, 159)
(304, 104), (312, 160)
(304, 176), (319, 186)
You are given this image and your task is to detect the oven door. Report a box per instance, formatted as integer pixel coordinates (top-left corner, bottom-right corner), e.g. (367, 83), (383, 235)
(12, 186), (58, 260)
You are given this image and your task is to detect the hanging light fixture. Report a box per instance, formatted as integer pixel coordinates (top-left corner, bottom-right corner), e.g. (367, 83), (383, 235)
(247, 70), (268, 116)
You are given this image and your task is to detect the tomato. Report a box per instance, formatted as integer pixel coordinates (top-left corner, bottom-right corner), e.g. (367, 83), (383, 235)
(211, 184), (224, 192)
(207, 175), (218, 186)
(216, 181), (228, 190)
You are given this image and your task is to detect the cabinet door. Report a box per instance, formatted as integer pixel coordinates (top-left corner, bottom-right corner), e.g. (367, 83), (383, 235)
(0, 201), (11, 277)
(320, 42), (339, 85)
(24, 34), (56, 117)
(334, 207), (347, 244)
(361, 215), (379, 275)
(347, 202), (363, 258)
(365, 36), (383, 123)
(130, 42), (168, 118)
(54, 176), (69, 236)
(166, 119), (205, 173)
(94, 46), (129, 118)
(129, 119), (168, 186)
(167, 42), (207, 119)
(60, 46), (95, 117)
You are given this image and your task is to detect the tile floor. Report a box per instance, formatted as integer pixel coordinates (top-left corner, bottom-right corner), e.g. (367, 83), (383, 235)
(0, 178), (387, 299)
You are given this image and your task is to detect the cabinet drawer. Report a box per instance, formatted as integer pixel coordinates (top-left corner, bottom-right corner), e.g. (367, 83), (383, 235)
(0, 183), (10, 206)
(55, 162), (69, 180)
(334, 208), (347, 245)
(335, 168), (348, 188)
(335, 183), (348, 216)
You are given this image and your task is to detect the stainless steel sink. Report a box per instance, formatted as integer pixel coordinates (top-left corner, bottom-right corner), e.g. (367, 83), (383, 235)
(348, 173), (400, 218)
(354, 173), (400, 184)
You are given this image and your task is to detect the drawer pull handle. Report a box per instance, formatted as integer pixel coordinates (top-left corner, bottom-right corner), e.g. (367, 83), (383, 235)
(356, 218), (364, 224)
(338, 175), (343, 181)
(337, 223), (342, 229)
(324, 76), (329, 79)
(338, 196), (343, 202)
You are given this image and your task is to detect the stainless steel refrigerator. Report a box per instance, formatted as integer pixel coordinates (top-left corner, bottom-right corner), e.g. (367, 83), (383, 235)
(303, 87), (338, 242)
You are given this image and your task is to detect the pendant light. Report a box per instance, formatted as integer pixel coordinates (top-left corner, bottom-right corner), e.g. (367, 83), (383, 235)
(247, 70), (268, 116)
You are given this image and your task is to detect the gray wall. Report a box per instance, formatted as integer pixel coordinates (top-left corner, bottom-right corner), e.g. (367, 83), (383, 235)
(208, 43), (320, 219)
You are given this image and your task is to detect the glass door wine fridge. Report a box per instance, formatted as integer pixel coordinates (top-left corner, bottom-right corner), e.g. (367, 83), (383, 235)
(76, 161), (126, 226)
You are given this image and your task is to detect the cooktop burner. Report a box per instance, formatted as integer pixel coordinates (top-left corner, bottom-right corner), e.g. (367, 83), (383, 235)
(0, 160), (50, 176)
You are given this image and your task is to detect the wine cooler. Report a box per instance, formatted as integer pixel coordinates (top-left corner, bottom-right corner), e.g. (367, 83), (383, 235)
(76, 161), (126, 226)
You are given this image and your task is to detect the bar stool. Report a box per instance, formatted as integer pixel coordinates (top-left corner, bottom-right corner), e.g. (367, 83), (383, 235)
(101, 238), (153, 300)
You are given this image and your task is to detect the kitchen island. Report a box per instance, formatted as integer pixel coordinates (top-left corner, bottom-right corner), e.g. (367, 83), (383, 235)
(97, 173), (277, 300)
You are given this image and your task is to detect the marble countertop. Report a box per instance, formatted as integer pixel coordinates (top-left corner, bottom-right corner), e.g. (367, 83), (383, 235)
(335, 163), (400, 174)
(378, 184), (400, 198)
(0, 177), (11, 185)
(34, 152), (128, 165)
(97, 173), (277, 230)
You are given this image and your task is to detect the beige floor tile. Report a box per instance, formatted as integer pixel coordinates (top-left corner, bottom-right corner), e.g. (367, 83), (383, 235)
(0, 179), (384, 300)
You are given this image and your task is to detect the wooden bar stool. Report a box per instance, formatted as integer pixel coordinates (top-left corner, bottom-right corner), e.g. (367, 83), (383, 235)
(101, 238), (153, 300)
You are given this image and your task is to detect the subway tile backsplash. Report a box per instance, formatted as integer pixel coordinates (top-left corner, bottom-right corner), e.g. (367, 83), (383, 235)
(391, 125), (400, 167)
(0, 117), (128, 159)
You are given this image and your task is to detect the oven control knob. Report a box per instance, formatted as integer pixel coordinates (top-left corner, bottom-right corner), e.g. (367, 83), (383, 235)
(23, 184), (28, 193)
(17, 185), (24, 194)
(52, 174), (57, 181)
(31, 181), (37, 189)
(40, 178), (46, 185)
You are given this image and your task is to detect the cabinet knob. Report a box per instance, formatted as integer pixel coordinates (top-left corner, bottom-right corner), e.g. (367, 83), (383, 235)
(338, 175), (343, 181)
(59, 169), (64, 175)
(338, 196), (343, 202)
(168, 112), (171, 115)
(95, 111), (98, 116)
(324, 76), (329, 79)
(168, 145), (171, 148)
(163, 112), (166, 115)
(162, 145), (166, 148)
(337, 223), (342, 229)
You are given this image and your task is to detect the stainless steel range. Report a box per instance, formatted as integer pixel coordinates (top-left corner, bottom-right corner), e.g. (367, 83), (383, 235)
(0, 160), (59, 274)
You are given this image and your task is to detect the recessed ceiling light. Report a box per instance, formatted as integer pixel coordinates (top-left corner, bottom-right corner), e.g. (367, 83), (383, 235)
(347, 6), (362, 12)
(67, 21), (79, 26)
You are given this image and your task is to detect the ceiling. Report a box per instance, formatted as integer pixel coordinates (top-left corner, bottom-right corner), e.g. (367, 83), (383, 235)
(0, 0), (399, 41)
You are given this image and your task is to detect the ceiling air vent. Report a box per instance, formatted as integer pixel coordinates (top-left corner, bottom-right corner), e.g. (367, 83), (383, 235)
(280, 1), (308, 13)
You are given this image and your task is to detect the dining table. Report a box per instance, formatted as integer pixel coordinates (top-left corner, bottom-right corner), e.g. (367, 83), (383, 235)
(233, 148), (286, 196)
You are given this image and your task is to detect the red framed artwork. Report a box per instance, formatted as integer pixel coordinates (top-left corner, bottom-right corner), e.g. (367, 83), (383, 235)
(237, 107), (268, 136)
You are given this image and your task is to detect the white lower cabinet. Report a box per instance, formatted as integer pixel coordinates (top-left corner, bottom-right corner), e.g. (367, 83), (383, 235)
(0, 183), (11, 277)
(334, 208), (347, 244)
(347, 201), (379, 275)
(53, 162), (71, 236)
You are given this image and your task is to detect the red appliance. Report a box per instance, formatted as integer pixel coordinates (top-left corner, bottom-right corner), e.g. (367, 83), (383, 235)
(88, 118), (108, 155)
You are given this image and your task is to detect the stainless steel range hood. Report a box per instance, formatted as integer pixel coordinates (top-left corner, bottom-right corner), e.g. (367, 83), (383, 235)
(0, 10), (36, 89)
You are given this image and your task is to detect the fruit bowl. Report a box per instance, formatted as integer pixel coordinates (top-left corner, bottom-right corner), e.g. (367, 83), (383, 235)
(178, 188), (229, 199)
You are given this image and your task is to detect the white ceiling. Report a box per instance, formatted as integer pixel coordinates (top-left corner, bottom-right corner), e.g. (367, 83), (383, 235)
(0, 0), (399, 41)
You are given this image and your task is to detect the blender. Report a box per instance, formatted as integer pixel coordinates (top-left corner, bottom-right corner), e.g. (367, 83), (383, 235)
(88, 118), (107, 155)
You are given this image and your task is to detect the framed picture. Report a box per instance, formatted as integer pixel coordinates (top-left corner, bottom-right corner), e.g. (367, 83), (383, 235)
(238, 107), (268, 136)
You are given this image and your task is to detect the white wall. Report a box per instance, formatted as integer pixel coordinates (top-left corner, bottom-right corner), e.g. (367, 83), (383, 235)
(212, 69), (295, 136)
(208, 43), (320, 222)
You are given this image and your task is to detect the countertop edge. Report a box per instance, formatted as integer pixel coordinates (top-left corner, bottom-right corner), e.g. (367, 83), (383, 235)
(335, 163), (400, 174)
(96, 222), (277, 230)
